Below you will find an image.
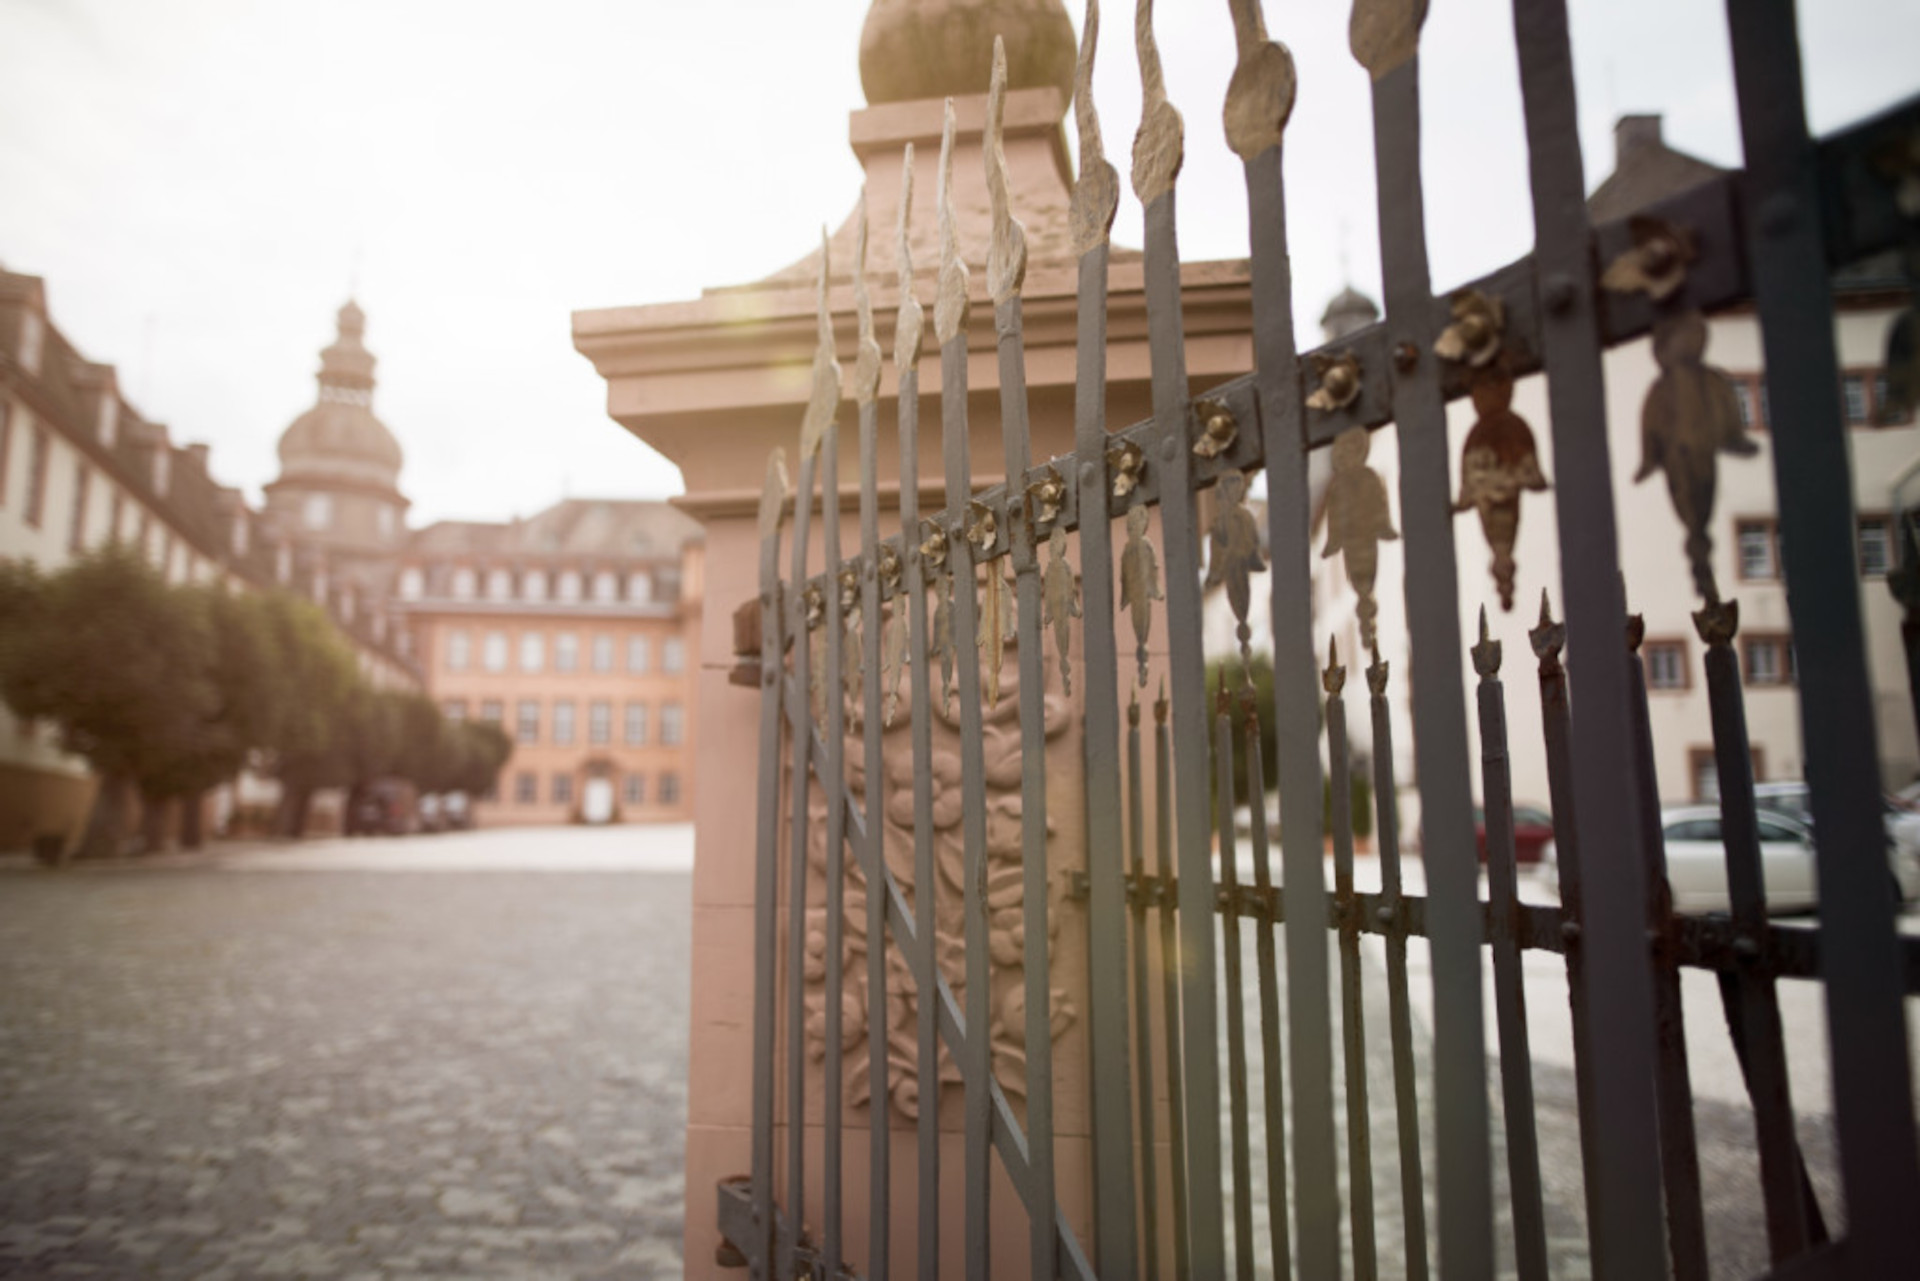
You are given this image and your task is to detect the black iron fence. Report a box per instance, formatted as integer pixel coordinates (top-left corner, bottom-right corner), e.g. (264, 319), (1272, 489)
(722, 1), (1920, 1277)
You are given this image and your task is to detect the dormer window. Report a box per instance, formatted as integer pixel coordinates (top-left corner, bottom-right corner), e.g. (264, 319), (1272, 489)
(557, 570), (582, 603)
(97, 395), (118, 448)
(487, 568), (513, 601)
(230, 512), (249, 557)
(628, 571), (653, 604)
(377, 506), (396, 539)
(592, 570), (617, 603)
(398, 566), (424, 600)
(451, 567), (478, 600)
(151, 448), (170, 497)
(276, 542), (292, 583)
(303, 492), (332, 530)
(523, 568), (548, 601)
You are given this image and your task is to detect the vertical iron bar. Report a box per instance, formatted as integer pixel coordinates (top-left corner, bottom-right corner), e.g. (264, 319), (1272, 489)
(939, 287), (994, 1281)
(751, 454), (790, 1281)
(1724, 4), (1920, 1266)
(1362, 45), (1494, 1280)
(1155, 690), (1192, 1281)
(820, 398), (849, 1279)
(1242, 703), (1291, 1281)
(1367, 653), (1428, 1281)
(1472, 619), (1548, 1281)
(1233, 14), (1339, 1271)
(1325, 650), (1378, 1281)
(994, 281), (1058, 1280)
(1528, 600), (1600, 1251)
(785, 446), (819, 1276)
(1508, 2), (1670, 1274)
(1626, 621), (1709, 1280)
(1128, 699), (1162, 1274)
(892, 145), (941, 1281)
(1215, 687), (1256, 1280)
(856, 345), (891, 1277)
(1697, 609), (1809, 1261)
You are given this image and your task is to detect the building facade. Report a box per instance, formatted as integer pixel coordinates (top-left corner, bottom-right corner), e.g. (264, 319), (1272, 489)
(392, 500), (703, 826)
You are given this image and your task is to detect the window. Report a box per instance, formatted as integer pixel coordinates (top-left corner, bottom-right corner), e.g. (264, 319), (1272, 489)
(557, 570), (582, 603)
(1667, 815), (1722, 842)
(514, 771), (538, 803)
(663, 637), (686, 674)
(555, 632), (579, 672)
(553, 700), (576, 746)
(591, 635), (614, 673)
(97, 395), (118, 447)
(523, 568), (548, 601)
(19, 310), (43, 373)
(448, 629), (472, 671)
(303, 492), (332, 531)
(553, 773), (574, 805)
(1643, 639), (1689, 692)
(1757, 815), (1808, 845)
(231, 512), (249, 557)
(520, 631), (546, 673)
(661, 702), (685, 745)
(593, 570), (618, 603)
(1688, 749), (1720, 804)
(625, 702), (648, 746)
(25, 427), (49, 528)
(479, 699), (503, 724)
(1859, 515), (1893, 577)
(486, 568), (513, 601)
(151, 448), (170, 497)
(627, 636), (651, 674)
(659, 772), (681, 805)
(68, 462), (90, 552)
(0, 402), (12, 504)
(1742, 634), (1794, 687)
(1842, 373), (1870, 426)
(399, 567), (424, 600)
(589, 700), (611, 745)
(1876, 372), (1914, 426)
(1735, 518), (1778, 581)
(445, 699), (468, 722)
(452, 567), (478, 599)
(625, 773), (646, 805)
(483, 631), (508, 672)
(628, 571), (653, 604)
(516, 700), (540, 745)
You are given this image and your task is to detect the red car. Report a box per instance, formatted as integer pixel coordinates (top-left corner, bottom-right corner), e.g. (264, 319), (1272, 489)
(1476, 804), (1554, 864)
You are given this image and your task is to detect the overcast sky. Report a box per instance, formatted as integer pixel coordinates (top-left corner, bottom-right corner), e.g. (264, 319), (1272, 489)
(1, 0), (1914, 528)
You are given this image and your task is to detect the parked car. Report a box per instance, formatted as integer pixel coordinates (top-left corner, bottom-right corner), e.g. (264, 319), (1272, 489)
(1475, 804), (1553, 864)
(1753, 780), (1920, 878)
(1540, 804), (1920, 914)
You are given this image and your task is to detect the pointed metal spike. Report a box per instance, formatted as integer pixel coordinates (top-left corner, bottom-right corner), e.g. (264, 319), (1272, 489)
(934, 100), (970, 345)
(1070, 0), (1120, 256)
(1130, 0), (1184, 204)
(894, 146), (924, 374)
(985, 36), (1027, 306)
(851, 188), (883, 407)
(1478, 603), (1490, 645)
(799, 228), (842, 458)
(1538, 586), (1554, 628)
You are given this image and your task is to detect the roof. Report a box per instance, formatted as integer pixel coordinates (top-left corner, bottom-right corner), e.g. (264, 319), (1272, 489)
(406, 498), (703, 561)
(1587, 114), (1726, 223)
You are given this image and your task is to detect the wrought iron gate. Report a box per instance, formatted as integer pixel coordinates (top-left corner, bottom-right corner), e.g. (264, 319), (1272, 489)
(720, 1), (1920, 1277)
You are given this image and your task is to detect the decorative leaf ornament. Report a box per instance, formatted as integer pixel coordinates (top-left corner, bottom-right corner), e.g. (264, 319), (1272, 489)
(1350, 0), (1428, 80)
(1223, 0), (1297, 163)
(800, 229), (842, 459)
(1120, 504), (1164, 686)
(757, 448), (789, 547)
(1632, 311), (1758, 602)
(977, 568), (1016, 709)
(934, 101), (970, 347)
(1322, 426), (1398, 650)
(984, 37), (1028, 308)
(1042, 526), (1082, 695)
(1130, 0), (1184, 205)
(1453, 358), (1549, 611)
(1205, 470), (1266, 671)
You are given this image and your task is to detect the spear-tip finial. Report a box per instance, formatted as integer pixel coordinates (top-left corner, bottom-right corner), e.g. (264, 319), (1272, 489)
(1472, 603), (1502, 677)
(1070, 0), (1121, 256)
(757, 446), (790, 545)
(1538, 587), (1553, 629)
(985, 37), (1028, 307)
(894, 146), (925, 374)
(1365, 641), (1390, 696)
(1323, 634), (1348, 695)
(851, 188), (883, 407)
(934, 100), (971, 346)
(1351, 0), (1429, 82)
(1529, 587), (1565, 664)
(1130, 0), (1185, 205)
(799, 228), (842, 458)
(1224, 0), (1297, 162)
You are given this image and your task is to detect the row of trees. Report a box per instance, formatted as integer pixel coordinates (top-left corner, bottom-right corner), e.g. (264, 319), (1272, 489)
(0, 547), (509, 858)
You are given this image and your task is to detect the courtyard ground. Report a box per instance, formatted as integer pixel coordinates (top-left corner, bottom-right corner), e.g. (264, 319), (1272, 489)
(0, 824), (692, 1278)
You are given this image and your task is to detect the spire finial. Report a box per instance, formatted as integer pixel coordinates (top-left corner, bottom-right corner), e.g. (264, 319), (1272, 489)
(934, 100), (971, 345)
(800, 228), (842, 458)
(1130, 0), (1184, 203)
(1070, 0), (1121, 256)
(1472, 604), (1503, 677)
(985, 37), (1028, 306)
(851, 189), (883, 407)
(894, 146), (924, 373)
(1323, 634), (1347, 694)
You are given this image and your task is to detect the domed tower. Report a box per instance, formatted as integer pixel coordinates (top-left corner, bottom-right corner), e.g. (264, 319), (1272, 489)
(858, 0), (1076, 105)
(264, 300), (408, 564)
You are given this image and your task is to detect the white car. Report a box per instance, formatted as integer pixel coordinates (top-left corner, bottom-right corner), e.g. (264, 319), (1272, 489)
(1540, 805), (1920, 915)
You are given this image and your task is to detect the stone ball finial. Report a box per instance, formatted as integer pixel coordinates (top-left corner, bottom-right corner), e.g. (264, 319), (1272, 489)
(860, 0), (1077, 106)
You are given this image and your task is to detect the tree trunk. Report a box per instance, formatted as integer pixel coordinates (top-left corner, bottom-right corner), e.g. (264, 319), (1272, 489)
(75, 773), (132, 861)
(179, 790), (205, 850)
(139, 792), (169, 855)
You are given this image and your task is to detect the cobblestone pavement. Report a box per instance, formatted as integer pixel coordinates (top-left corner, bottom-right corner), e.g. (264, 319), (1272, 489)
(0, 829), (690, 1278)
